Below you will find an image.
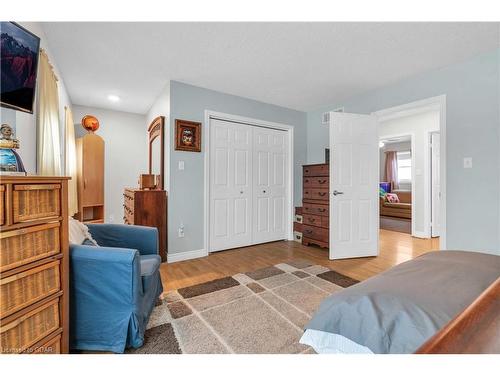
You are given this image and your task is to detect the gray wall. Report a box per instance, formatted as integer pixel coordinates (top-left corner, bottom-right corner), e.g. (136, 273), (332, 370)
(307, 49), (500, 254)
(169, 81), (307, 254)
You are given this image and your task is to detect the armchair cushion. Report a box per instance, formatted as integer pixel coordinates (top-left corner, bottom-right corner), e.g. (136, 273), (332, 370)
(140, 254), (162, 292)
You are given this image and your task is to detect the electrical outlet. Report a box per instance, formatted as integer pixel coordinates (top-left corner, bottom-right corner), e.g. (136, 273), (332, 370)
(178, 161), (185, 170)
(463, 157), (473, 169)
(109, 214), (115, 223)
(178, 224), (185, 238)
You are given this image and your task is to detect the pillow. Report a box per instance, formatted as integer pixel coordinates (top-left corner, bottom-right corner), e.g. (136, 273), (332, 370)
(69, 217), (99, 246)
(379, 187), (387, 198)
(385, 193), (400, 203)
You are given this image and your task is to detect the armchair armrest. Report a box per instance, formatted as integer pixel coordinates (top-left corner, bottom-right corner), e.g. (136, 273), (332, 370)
(70, 244), (143, 303)
(87, 224), (158, 256)
(69, 244), (144, 352)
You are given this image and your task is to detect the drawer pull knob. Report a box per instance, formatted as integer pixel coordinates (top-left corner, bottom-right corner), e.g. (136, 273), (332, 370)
(319, 192), (326, 196)
(319, 180), (327, 184)
(319, 208), (326, 212)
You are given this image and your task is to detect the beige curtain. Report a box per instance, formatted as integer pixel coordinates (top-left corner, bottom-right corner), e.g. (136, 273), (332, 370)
(384, 151), (399, 190)
(37, 49), (62, 175)
(65, 106), (78, 216)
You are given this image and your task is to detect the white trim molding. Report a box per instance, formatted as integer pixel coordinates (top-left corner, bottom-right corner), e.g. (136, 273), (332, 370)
(203, 110), (295, 254)
(167, 249), (207, 263)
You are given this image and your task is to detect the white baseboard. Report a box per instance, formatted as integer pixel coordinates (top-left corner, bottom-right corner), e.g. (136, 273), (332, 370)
(413, 230), (430, 239)
(167, 248), (207, 263)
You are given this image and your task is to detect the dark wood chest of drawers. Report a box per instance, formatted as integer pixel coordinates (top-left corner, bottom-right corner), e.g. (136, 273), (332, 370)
(123, 188), (167, 261)
(302, 164), (329, 248)
(0, 176), (70, 354)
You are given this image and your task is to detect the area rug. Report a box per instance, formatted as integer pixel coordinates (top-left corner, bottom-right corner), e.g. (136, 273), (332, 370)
(127, 259), (359, 354)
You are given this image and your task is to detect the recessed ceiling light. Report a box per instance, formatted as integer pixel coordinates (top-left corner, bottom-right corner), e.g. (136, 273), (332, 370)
(107, 94), (120, 102)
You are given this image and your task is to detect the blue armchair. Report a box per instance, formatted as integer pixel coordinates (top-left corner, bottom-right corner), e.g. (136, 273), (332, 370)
(69, 224), (163, 353)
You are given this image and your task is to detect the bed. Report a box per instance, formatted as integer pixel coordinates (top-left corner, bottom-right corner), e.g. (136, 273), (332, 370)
(300, 251), (500, 354)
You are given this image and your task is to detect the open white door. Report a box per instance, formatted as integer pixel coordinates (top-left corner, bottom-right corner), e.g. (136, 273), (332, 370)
(329, 112), (379, 260)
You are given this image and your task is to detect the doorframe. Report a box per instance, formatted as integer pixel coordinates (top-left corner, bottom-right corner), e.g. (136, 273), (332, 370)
(429, 131), (441, 237)
(373, 95), (447, 249)
(203, 110), (295, 254)
(379, 132), (416, 236)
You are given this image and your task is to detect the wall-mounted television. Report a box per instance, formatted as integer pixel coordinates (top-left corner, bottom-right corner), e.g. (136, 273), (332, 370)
(1, 22), (41, 113)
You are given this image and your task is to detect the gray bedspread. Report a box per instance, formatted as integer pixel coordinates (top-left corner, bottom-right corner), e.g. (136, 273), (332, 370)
(305, 251), (500, 353)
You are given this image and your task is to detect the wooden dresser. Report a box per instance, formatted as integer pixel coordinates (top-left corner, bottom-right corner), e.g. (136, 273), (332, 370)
(123, 188), (167, 261)
(0, 176), (69, 354)
(302, 164), (329, 248)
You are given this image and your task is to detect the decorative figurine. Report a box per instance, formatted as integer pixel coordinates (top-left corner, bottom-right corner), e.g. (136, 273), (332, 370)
(0, 123), (26, 174)
(81, 115), (100, 133)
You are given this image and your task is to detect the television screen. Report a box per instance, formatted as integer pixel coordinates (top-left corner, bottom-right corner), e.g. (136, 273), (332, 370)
(0, 22), (40, 113)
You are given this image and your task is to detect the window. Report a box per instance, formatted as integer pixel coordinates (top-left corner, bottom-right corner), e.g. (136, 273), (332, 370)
(397, 151), (412, 183)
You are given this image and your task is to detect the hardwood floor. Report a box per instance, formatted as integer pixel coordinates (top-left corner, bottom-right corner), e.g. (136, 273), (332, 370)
(160, 229), (440, 292)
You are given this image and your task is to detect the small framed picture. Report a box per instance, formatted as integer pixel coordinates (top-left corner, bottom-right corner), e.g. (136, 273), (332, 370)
(175, 119), (202, 152)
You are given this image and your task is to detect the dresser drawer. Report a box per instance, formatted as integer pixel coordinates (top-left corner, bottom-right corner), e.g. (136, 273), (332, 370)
(303, 176), (329, 188)
(303, 164), (329, 177)
(303, 203), (329, 217)
(302, 214), (328, 228)
(12, 184), (61, 224)
(0, 185), (5, 226)
(123, 190), (135, 202)
(303, 188), (329, 201)
(1, 261), (61, 317)
(302, 225), (329, 242)
(0, 222), (60, 273)
(0, 297), (60, 354)
(31, 333), (61, 354)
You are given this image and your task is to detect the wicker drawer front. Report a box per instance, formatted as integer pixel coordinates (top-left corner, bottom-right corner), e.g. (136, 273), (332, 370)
(0, 298), (60, 354)
(303, 188), (329, 201)
(303, 203), (329, 217)
(0, 223), (60, 273)
(303, 164), (329, 177)
(303, 176), (329, 188)
(0, 185), (5, 226)
(302, 225), (329, 242)
(1, 261), (61, 317)
(13, 184), (61, 224)
(31, 334), (61, 354)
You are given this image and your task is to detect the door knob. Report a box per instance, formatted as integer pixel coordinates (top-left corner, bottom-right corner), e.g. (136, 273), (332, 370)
(333, 190), (344, 196)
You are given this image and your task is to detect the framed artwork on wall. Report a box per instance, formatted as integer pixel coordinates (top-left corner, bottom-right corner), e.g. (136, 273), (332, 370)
(175, 119), (202, 152)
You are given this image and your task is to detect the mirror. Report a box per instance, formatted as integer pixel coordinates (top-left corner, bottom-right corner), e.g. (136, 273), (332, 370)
(148, 116), (165, 190)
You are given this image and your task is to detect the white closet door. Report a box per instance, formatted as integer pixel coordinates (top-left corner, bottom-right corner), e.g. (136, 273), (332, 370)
(252, 127), (288, 244)
(210, 119), (253, 252)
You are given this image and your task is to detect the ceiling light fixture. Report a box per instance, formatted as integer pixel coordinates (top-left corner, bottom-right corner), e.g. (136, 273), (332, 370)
(107, 94), (120, 102)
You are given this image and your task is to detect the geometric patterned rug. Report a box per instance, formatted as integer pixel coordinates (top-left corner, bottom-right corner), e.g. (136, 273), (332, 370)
(126, 259), (359, 354)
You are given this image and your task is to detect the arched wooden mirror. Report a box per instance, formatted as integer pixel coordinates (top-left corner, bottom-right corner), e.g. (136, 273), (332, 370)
(148, 116), (165, 190)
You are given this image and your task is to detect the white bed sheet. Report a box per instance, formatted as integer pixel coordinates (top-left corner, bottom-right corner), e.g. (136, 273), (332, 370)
(300, 329), (374, 354)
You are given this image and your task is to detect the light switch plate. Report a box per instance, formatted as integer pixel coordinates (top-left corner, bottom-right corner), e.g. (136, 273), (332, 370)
(178, 161), (185, 170)
(463, 157), (473, 169)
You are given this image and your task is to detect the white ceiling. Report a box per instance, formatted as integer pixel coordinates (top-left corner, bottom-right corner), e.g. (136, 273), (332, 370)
(42, 22), (499, 114)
